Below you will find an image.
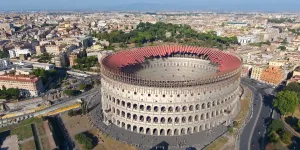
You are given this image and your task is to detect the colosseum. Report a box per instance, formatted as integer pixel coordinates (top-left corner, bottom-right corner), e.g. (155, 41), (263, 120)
(100, 45), (242, 136)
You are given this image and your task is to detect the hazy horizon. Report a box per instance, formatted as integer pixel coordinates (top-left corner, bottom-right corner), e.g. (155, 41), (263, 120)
(1, 0), (300, 12)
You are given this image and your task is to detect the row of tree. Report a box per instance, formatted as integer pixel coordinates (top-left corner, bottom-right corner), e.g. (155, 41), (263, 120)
(72, 56), (98, 71)
(267, 119), (292, 144)
(32, 68), (57, 84)
(91, 22), (238, 50)
(268, 18), (295, 23)
(0, 86), (19, 100)
(273, 82), (300, 115)
(75, 133), (93, 150)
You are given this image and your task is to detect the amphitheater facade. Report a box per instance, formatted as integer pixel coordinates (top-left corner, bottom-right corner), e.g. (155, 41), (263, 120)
(100, 45), (242, 136)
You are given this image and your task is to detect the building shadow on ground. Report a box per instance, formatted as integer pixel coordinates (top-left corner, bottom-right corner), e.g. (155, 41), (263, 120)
(150, 141), (169, 150)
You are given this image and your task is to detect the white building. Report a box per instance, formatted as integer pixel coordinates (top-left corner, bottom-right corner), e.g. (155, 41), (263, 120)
(0, 59), (11, 70)
(32, 63), (55, 70)
(237, 35), (257, 45)
(8, 49), (32, 58)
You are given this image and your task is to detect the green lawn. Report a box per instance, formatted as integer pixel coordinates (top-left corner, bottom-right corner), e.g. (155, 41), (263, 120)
(11, 124), (33, 141)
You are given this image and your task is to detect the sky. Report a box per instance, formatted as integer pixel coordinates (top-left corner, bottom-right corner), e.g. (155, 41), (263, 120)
(1, 0), (300, 12)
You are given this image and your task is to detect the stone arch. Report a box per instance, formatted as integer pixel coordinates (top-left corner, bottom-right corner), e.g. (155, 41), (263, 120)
(160, 129), (165, 136)
(146, 128), (151, 135)
(121, 111), (125, 117)
(194, 126), (199, 133)
(117, 109), (120, 116)
(133, 126), (137, 132)
(127, 124), (131, 130)
(187, 127), (192, 134)
(182, 117), (186, 123)
(182, 106), (187, 112)
(161, 106), (166, 112)
(133, 104), (137, 110)
(168, 106), (173, 112)
(146, 116), (151, 123)
(127, 102), (131, 108)
(175, 106), (180, 112)
(140, 115), (144, 122)
(117, 120), (120, 126)
(202, 103), (205, 109)
(212, 101), (215, 107)
(160, 117), (166, 124)
(211, 111), (214, 118)
(121, 122), (125, 128)
(181, 128), (186, 135)
(127, 113), (131, 119)
(139, 127), (144, 133)
(175, 117), (180, 123)
(189, 105), (194, 111)
(201, 114), (204, 120)
(216, 110), (219, 116)
(207, 102), (211, 108)
(174, 129), (179, 135)
(206, 113), (209, 119)
(117, 99), (120, 105)
(167, 129), (172, 136)
(153, 117), (158, 123)
(200, 125), (205, 131)
(146, 105), (151, 111)
(153, 128), (158, 135)
(168, 117), (173, 123)
(217, 100), (220, 105)
(188, 116), (193, 122)
(133, 114), (137, 121)
(154, 106), (159, 112)
(195, 115), (199, 121)
(196, 104), (200, 110)
(140, 105), (144, 111)
(205, 123), (210, 129)
(121, 101), (125, 107)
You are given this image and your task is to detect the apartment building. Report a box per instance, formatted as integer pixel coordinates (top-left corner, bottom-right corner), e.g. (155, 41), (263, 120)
(0, 75), (43, 96)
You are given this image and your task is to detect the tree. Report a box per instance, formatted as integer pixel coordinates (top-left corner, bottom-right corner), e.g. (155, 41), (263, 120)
(2, 85), (6, 91)
(75, 133), (93, 150)
(280, 131), (292, 144)
(278, 45), (286, 51)
(267, 120), (284, 133)
(233, 121), (239, 128)
(79, 83), (87, 91)
(68, 110), (75, 117)
(268, 131), (279, 143)
(227, 126), (233, 133)
(298, 120), (300, 128)
(273, 91), (299, 115)
(285, 82), (300, 98)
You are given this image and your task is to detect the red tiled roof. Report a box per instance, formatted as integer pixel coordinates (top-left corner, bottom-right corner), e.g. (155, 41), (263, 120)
(0, 75), (39, 83)
(102, 45), (242, 73)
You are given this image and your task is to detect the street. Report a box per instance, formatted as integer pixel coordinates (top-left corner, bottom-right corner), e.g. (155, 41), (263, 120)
(239, 78), (281, 150)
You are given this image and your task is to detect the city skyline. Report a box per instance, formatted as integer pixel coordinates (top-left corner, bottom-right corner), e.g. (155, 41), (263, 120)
(1, 0), (300, 12)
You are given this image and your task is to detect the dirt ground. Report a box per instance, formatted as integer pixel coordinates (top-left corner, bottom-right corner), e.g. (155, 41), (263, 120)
(62, 113), (137, 150)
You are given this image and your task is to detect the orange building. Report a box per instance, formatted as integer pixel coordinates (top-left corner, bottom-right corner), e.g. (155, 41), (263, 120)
(69, 53), (78, 67)
(260, 66), (285, 85)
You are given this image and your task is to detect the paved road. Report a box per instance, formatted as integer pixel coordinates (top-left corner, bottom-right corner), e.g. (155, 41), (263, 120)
(239, 78), (280, 150)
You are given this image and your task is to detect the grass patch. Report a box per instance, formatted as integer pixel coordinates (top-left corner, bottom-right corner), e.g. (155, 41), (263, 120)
(204, 136), (229, 150)
(0, 118), (43, 133)
(235, 88), (251, 128)
(21, 140), (36, 150)
(11, 124), (33, 141)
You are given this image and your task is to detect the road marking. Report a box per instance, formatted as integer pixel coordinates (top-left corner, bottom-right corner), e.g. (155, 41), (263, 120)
(248, 92), (263, 150)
